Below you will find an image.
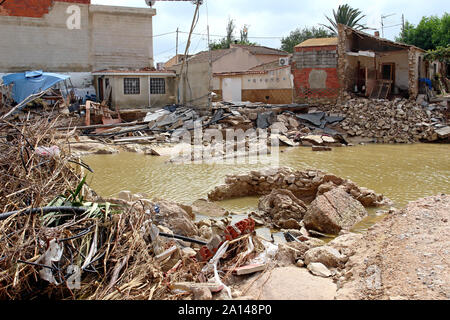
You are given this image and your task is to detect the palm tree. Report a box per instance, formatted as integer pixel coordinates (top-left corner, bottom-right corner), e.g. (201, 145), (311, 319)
(321, 4), (368, 35)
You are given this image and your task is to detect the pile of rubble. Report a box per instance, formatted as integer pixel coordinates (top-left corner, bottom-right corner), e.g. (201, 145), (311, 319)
(208, 167), (391, 236)
(320, 98), (449, 143)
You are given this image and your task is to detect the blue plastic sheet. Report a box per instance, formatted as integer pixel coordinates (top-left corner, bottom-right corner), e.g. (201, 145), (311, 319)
(2, 71), (70, 103)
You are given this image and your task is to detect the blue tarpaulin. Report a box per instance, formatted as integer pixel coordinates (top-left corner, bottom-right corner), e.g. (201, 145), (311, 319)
(2, 71), (70, 103)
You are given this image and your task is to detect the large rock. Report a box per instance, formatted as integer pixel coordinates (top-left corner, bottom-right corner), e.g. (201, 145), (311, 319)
(153, 199), (199, 237)
(192, 199), (227, 217)
(307, 263), (332, 278)
(258, 189), (307, 229)
(304, 246), (346, 268)
(303, 187), (368, 235)
(328, 232), (363, 257)
(239, 267), (337, 300)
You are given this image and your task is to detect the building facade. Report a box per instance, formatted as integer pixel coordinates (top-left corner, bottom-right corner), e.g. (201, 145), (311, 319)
(92, 69), (176, 109)
(0, 0), (157, 107)
(291, 24), (427, 104)
(171, 45), (290, 109)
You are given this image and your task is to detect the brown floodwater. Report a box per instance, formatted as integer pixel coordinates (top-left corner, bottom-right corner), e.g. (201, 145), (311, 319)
(83, 143), (449, 232)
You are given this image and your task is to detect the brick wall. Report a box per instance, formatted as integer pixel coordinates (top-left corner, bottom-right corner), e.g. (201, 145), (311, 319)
(291, 44), (340, 104)
(0, 0), (90, 18)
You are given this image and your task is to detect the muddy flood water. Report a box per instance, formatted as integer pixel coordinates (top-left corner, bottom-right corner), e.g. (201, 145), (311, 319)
(83, 144), (450, 233)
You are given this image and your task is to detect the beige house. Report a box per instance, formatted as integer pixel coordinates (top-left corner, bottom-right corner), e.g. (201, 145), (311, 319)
(164, 55), (192, 69)
(170, 44), (289, 109)
(92, 69), (176, 109)
(213, 60), (293, 104)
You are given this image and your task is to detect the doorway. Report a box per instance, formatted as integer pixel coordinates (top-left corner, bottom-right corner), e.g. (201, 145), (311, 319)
(381, 63), (395, 82)
(222, 77), (242, 102)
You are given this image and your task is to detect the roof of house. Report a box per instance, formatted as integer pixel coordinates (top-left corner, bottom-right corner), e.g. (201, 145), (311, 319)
(181, 44), (288, 66)
(230, 44), (289, 56)
(92, 68), (176, 76)
(182, 49), (233, 64)
(339, 25), (425, 52)
(295, 37), (338, 48)
(249, 57), (291, 71)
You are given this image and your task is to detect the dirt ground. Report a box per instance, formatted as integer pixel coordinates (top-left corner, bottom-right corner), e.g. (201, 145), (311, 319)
(336, 194), (450, 300)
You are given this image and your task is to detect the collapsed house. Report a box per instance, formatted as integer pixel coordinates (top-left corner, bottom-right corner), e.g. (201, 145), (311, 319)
(291, 24), (433, 104)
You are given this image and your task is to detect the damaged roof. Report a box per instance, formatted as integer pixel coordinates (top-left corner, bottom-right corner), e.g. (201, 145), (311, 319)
(340, 24), (426, 52)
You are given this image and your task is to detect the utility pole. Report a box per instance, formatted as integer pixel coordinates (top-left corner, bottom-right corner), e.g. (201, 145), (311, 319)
(207, 25), (212, 109)
(178, 0), (201, 104)
(402, 14), (405, 33)
(176, 27), (179, 64)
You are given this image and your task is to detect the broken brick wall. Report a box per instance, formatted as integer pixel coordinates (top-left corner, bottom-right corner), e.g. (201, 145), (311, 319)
(0, 0), (90, 18)
(291, 45), (340, 104)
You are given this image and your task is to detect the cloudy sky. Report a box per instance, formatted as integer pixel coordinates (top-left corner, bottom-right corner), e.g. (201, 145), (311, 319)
(91, 0), (448, 64)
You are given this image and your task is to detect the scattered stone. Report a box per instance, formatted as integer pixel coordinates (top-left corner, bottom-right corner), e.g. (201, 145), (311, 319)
(192, 287), (213, 300)
(296, 259), (305, 267)
(153, 199), (199, 237)
(307, 262), (332, 278)
(258, 189), (307, 229)
(304, 246), (346, 268)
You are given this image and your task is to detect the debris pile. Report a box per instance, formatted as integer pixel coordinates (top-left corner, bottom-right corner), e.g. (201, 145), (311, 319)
(208, 167), (390, 235)
(320, 98), (449, 143)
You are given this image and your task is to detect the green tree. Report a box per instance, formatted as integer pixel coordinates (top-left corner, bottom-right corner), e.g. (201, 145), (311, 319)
(321, 4), (368, 35)
(210, 18), (257, 50)
(396, 13), (449, 51)
(281, 26), (334, 53)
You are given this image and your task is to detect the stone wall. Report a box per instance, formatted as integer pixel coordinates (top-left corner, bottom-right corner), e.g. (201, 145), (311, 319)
(208, 167), (388, 207)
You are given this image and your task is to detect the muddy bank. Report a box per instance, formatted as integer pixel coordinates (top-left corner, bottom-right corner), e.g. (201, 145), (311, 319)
(335, 194), (450, 300)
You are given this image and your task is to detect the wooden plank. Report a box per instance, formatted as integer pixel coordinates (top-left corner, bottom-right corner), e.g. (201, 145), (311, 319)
(114, 136), (156, 143)
(56, 121), (144, 131)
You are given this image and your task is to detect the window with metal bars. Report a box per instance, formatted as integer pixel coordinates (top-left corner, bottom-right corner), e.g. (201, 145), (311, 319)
(150, 78), (166, 95)
(123, 78), (140, 95)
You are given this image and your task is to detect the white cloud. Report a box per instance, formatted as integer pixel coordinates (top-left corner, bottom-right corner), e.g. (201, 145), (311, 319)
(91, 0), (449, 63)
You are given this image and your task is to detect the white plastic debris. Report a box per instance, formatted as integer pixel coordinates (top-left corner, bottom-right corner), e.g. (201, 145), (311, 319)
(250, 239), (278, 265)
(35, 146), (60, 158)
(202, 240), (232, 299)
(36, 239), (63, 285)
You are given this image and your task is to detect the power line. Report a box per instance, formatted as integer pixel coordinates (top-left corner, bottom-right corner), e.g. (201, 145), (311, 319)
(178, 30), (283, 39)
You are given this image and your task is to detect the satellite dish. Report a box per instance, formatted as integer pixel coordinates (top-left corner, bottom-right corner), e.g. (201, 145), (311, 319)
(145, 0), (155, 7)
